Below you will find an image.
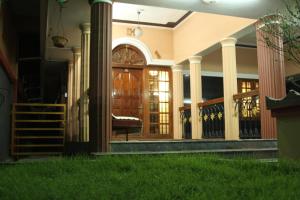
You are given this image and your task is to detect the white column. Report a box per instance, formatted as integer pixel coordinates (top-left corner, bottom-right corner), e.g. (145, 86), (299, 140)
(72, 47), (81, 142)
(189, 56), (203, 139)
(67, 61), (74, 141)
(172, 65), (184, 139)
(79, 23), (91, 142)
(220, 37), (239, 140)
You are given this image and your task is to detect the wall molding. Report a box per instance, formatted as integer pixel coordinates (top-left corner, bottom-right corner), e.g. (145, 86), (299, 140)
(112, 11), (192, 29)
(112, 37), (175, 66)
(183, 70), (259, 79)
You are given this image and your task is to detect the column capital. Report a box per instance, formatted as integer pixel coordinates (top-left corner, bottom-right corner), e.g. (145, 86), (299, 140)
(80, 23), (91, 34)
(220, 37), (237, 47)
(172, 65), (183, 72)
(72, 47), (81, 55)
(188, 56), (202, 64)
(89, 0), (112, 5)
(256, 14), (282, 30)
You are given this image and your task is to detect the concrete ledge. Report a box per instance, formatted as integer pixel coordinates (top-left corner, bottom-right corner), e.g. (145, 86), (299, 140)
(111, 139), (277, 152)
(93, 148), (278, 159)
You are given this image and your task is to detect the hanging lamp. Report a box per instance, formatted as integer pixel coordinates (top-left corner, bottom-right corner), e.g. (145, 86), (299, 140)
(52, 0), (69, 48)
(133, 10), (143, 38)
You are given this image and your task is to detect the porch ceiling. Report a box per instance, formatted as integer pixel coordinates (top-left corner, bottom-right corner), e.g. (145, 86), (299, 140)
(117, 0), (285, 19)
(45, 0), (285, 62)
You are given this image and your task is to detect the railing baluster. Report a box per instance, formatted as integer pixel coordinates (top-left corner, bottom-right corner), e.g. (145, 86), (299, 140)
(179, 106), (192, 139)
(233, 89), (261, 139)
(199, 99), (225, 139)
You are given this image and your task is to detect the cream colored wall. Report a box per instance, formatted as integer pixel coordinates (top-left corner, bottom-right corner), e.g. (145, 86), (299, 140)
(173, 12), (256, 64)
(112, 23), (173, 60)
(201, 47), (258, 74)
(202, 47), (300, 77)
(285, 60), (300, 76)
(0, 5), (17, 71)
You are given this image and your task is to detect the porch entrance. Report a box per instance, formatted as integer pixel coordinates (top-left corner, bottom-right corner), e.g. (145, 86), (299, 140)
(112, 44), (173, 140)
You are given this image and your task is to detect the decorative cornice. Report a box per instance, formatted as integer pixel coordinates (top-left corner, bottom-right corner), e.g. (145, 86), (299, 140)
(72, 47), (81, 55)
(112, 11), (193, 29)
(89, 0), (112, 5)
(256, 14), (282, 30)
(188, 56), (202, 64)
(220, 37), (237, 47)
(80, 23), (91, 34)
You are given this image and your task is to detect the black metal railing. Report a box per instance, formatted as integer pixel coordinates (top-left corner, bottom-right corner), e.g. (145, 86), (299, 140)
(234, 90), (261, 139)
(199, 98), (225, 139)
(179, 106), (192, 139)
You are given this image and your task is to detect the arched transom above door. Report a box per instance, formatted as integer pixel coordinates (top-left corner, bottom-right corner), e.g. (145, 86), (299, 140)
(112, 45), (146, 66)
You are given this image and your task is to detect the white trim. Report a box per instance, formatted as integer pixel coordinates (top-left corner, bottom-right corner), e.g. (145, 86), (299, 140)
(112, 37), (175, 66)
(236, 73), (259, 79)
(188, 56), (202, 64)
(220, 37), (237, 47)
(183, 70), (259, 79)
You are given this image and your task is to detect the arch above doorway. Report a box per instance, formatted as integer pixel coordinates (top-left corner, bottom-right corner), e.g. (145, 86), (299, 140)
(112, 37), (175, 66)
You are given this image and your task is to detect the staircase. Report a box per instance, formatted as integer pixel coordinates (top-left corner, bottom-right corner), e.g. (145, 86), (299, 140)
(11, 103), (66, 157)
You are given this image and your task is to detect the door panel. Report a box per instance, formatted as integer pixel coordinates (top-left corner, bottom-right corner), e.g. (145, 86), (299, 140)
(112, 68), (143, 120)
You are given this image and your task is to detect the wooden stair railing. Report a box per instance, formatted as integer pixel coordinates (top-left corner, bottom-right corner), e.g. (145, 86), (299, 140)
(11, 103), (66, 157)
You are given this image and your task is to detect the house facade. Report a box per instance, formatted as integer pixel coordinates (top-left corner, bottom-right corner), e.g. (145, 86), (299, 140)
(1, 0), (300, 158)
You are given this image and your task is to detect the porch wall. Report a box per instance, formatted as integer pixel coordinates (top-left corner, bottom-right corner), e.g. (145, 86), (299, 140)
(112, 24), (174, 60)
(173, 12), (256, 64)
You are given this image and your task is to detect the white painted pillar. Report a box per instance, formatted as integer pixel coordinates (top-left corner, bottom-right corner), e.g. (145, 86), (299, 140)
(67, 61), (74, 141)
(220, 37), (239, 140)
(189, 56), (203, 139)
(172, 65), (184, 139)
(79, 23), (91, 142)
(72, 47), (81, 142)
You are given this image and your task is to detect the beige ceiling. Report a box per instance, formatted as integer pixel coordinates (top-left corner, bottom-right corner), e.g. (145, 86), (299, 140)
(46, 0), (191, 61)
(117, 0), (285, 19)
(113, 2), (189, 24)
(45, 0), (286, 61)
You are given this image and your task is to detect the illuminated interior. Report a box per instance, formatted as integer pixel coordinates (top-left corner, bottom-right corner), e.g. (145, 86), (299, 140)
(149, 70), (170, 135)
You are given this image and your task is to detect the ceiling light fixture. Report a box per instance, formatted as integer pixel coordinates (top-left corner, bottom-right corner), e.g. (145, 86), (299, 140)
(52, 0), (69, 48)
(133, 9), (143, 38)
(202, 0), (217, 5)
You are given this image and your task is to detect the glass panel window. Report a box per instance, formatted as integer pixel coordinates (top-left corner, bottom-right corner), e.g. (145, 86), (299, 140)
(238, 79), (260, 118)
(148, 69), (171, 136)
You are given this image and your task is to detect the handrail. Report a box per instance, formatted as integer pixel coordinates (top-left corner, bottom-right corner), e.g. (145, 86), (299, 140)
(233, 89), (259, 100)
(179, 105), (191, 111)
(198, 97), (224, 108)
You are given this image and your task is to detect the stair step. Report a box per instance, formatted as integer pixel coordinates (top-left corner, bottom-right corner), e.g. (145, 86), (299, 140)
(93, 148), (278, 159)
(111, 139), (278, 152)
(12, 103), (66, 158)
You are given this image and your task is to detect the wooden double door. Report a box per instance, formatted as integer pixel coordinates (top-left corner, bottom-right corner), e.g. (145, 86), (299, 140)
(112, 68), (144, 128)
(111, 44), (172, 140)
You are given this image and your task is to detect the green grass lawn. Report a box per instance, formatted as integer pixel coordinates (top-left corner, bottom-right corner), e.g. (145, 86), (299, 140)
(0, 155), (300, 200)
